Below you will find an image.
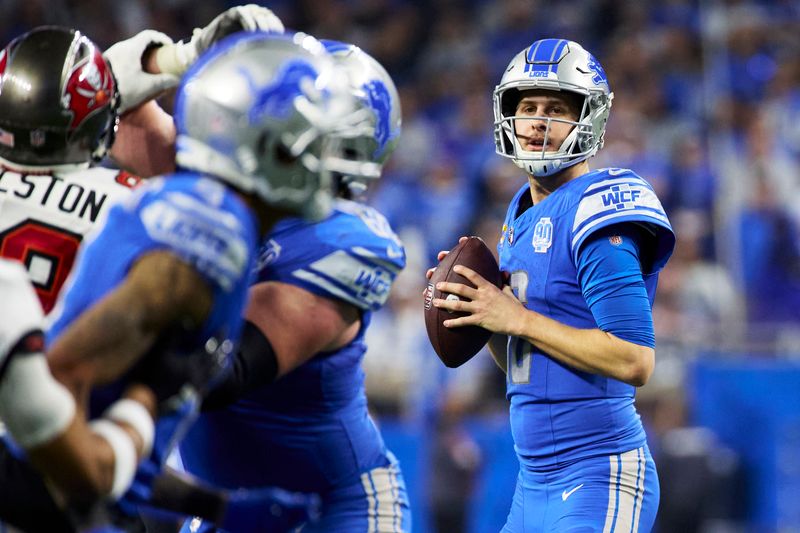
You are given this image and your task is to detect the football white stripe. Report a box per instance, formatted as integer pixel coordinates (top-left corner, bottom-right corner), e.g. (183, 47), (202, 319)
(583, 176), (650, 194)
(601, 448), (648, 533)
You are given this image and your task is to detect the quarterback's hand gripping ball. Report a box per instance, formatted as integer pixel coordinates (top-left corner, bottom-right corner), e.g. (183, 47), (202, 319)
(424, 237), (502, 367)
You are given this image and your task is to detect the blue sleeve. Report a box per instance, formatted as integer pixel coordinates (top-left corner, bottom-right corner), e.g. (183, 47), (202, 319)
(576, 223), (655, 348)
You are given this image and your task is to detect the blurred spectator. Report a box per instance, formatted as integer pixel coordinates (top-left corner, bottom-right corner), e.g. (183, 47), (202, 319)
(655, 209), (740, 345)
(429, 394), (481, 533)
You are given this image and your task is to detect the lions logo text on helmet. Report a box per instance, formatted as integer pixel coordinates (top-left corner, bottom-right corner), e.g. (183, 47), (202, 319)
(493, 39), (613, 177)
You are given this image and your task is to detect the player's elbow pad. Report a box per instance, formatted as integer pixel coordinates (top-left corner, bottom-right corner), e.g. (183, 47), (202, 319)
(201, 320), (278, 412)
(0, 336), (76, 449)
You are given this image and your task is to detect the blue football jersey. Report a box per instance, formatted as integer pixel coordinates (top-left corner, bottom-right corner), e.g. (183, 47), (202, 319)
(498, 168), (675, 470)
(180, 198), (406, 492)
(46, 174), (260, 415)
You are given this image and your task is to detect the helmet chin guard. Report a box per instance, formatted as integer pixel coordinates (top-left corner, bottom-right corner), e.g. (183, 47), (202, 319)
(493, 39), (613, 177)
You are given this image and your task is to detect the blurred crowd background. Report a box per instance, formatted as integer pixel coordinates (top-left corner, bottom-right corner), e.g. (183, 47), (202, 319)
(3, 0), (800, 531)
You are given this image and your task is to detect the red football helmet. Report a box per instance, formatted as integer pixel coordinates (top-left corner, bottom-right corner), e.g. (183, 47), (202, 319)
(0, 26), (119, 170)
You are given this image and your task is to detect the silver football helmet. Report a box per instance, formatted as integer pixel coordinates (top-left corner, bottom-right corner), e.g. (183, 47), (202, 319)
(493, 39), (613, 177)
(322, 40), (401, 196)
(174, 32), (358, 221)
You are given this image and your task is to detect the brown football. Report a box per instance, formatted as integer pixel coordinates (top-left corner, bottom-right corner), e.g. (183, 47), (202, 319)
(424, 237), (502, 368)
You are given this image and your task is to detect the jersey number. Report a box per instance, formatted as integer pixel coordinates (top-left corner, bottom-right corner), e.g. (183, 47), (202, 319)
(0, 219), (82, 313)
(508, 270), (533, 384)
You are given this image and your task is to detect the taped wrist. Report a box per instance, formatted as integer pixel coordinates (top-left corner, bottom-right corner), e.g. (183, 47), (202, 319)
(89, 419), (137, 500)
(103, 399), (155, 459)
(201, 320), (278, 412)
(0, 332), (76, 449)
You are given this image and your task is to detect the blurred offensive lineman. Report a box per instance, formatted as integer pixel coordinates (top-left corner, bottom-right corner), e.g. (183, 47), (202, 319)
(0, 7), (322, 532)
(45, 31), (360, 532)
(428, 39), (675, 532)
(179, 40), (412, 532)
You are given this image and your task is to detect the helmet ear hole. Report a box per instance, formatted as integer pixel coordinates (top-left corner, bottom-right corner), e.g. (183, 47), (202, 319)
(589, 94), (605, 109)
(577, 133), (593, 153)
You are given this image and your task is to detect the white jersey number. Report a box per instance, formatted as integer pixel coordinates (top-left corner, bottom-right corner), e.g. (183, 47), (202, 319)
(508, 270), (533, 384)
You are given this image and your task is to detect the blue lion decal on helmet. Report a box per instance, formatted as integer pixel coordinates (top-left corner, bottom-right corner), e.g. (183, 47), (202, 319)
(586, 54), (608, 86)
(363, 79), (395, 160)
(243, 60), (320, 123)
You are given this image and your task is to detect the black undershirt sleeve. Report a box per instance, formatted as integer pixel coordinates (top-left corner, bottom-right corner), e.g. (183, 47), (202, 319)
(200, 320), (279, 412)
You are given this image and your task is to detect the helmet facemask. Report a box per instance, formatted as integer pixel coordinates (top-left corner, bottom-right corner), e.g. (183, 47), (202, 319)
(496, 88), (609, 177)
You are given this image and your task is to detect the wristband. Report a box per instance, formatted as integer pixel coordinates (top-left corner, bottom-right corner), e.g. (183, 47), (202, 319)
(104, 398), (155, 459)
(89, 419), (137, 499)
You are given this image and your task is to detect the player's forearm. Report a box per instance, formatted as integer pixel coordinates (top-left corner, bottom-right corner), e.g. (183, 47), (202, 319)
(513, 311), (654, 386)
(48, 291), (160, 389)
(29, 417), (116, 506)
(28, 387), (155, 506)
(50, 253), (212, 389)
(112, 100), (176, 177)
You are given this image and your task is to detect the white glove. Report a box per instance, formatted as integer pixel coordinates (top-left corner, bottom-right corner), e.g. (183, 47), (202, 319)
(104, 30), (181, 115)
(155, 4), (285, 76)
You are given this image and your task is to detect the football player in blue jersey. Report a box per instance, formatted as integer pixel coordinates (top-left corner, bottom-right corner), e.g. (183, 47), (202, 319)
(177, 41), (412, 533)
(429, 39), (676, 532)
(0, 10), (290, 532)
(43, 32), (362, 532)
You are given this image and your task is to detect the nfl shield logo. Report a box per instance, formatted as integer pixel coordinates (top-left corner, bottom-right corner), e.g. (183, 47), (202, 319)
(30, 130), (46, 147)
(532, 217), (553, 253)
